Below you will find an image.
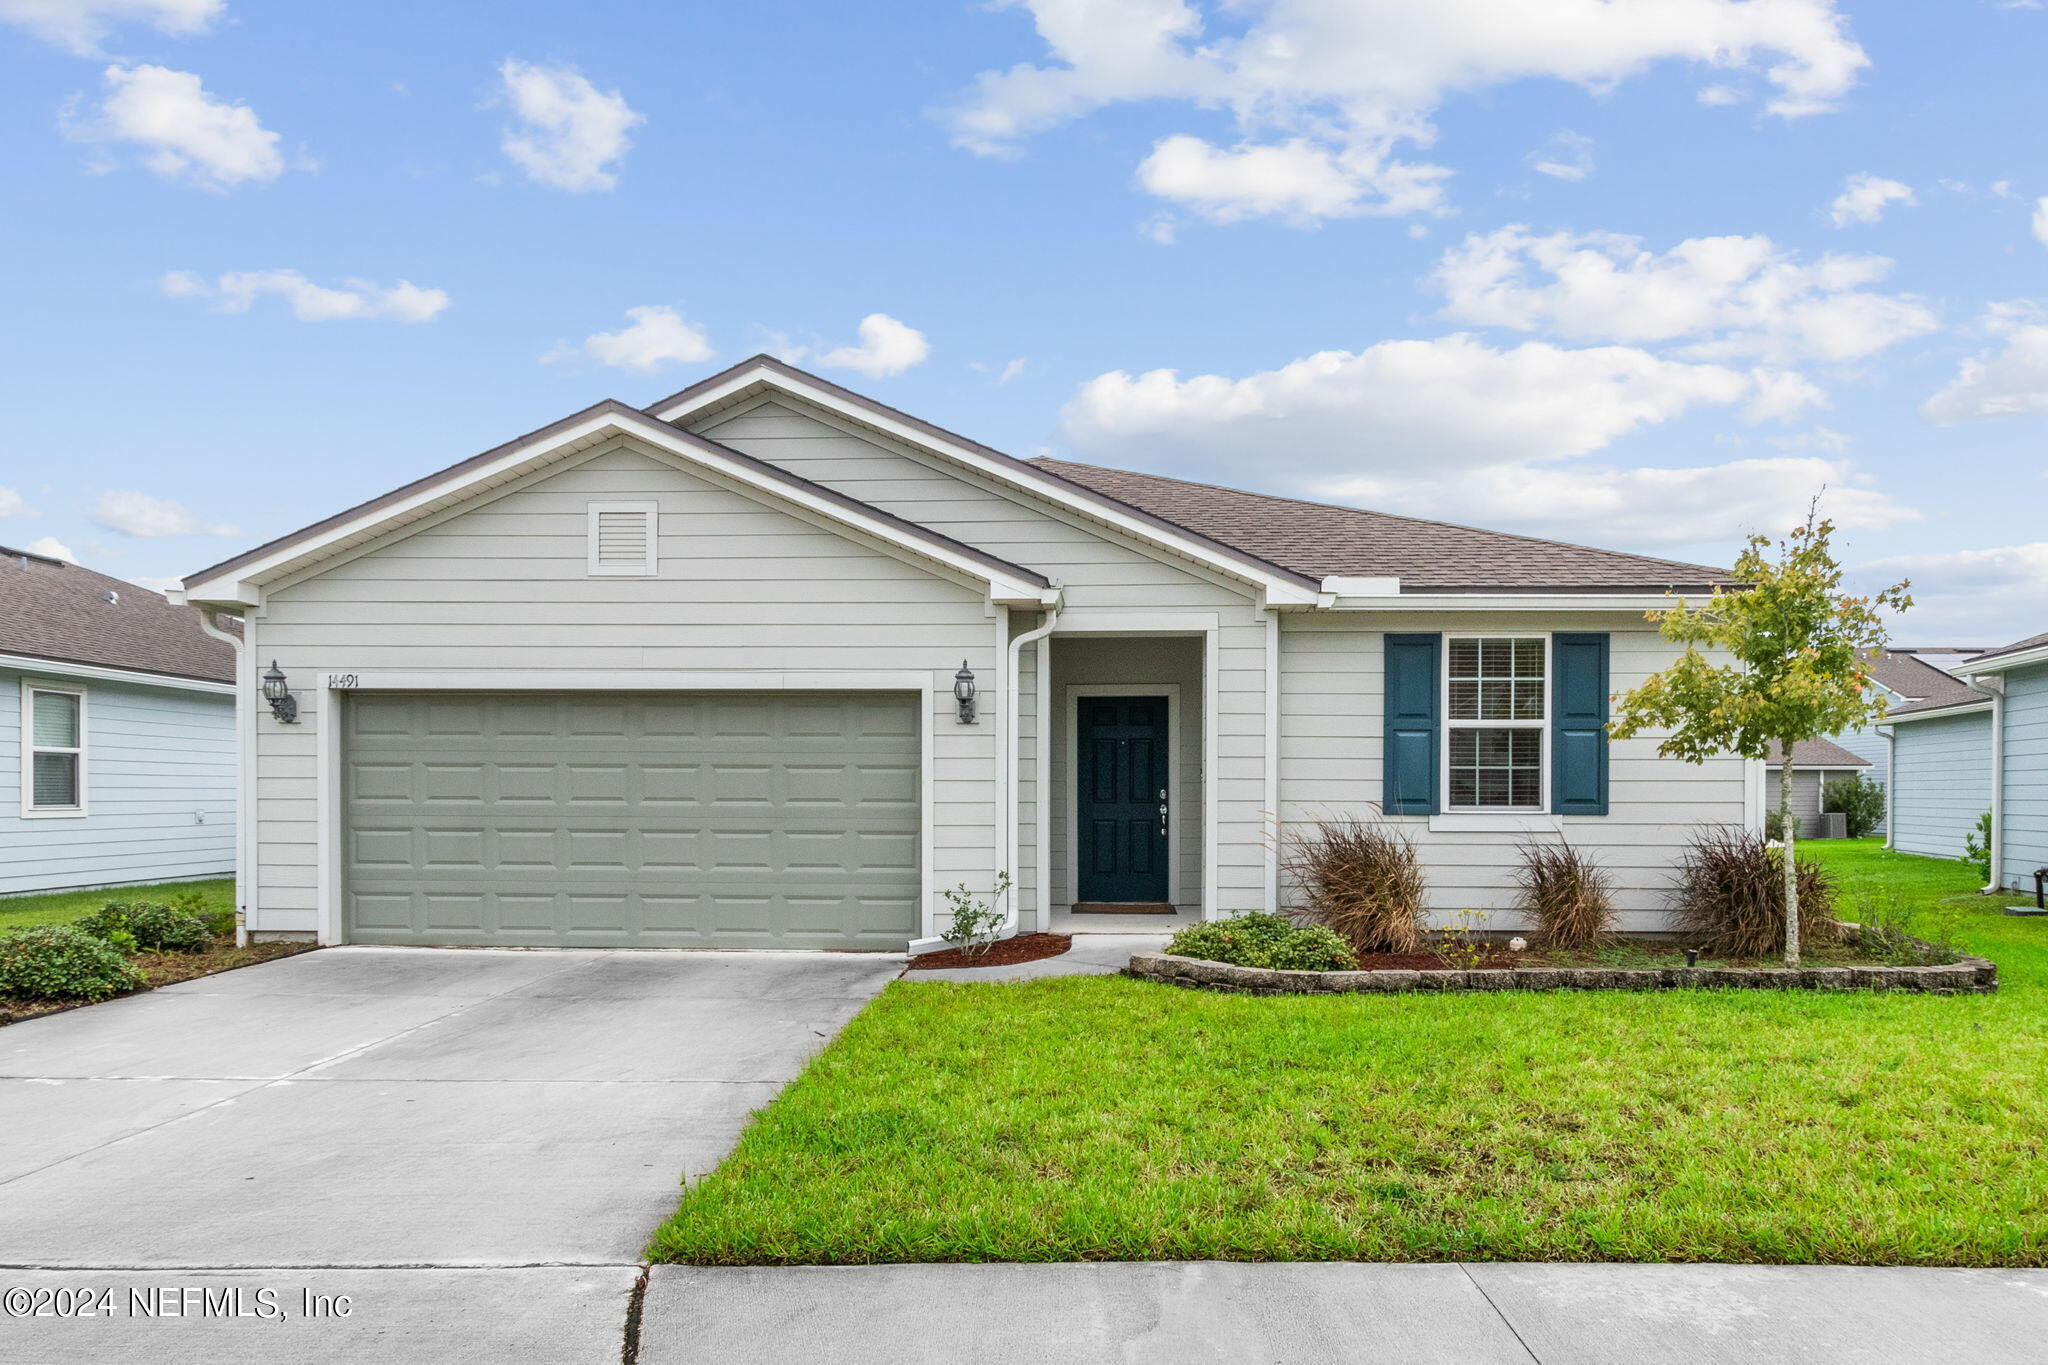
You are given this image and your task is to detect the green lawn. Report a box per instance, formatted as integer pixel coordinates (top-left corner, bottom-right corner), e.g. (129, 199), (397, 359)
(650, 840), (2048, 1267)
(0, 879), (236, 933)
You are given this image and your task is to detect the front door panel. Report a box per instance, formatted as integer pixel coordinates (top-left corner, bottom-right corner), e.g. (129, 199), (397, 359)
(1076, 695), (1169, 903)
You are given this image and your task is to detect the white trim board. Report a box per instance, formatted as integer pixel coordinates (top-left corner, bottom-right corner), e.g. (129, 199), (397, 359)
(18, 677), (88, 820)
(1064, 684), (1185, 912)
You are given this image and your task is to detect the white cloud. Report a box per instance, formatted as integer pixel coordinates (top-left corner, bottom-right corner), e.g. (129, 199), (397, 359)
(1431, 225), (1939, 364)
(816, 314), (930, 378)
(1327, 456), (1914, 545)
(0, 486), (34, 517)
(2033, 196), (2048, 248)
(1827, 173), (1916, 226)
(997, 357), (1029, 384)
(71, 64), (285, 191)
(24, 536), (77, 563)
(0, 0), (220, 56)
(1059, 335), (1813, 486)
(498, 59), (642, 193)
(945, 0), (1866, 224)
(1922, 302), (2048, 423)
(1855, 543), (2048, 641)
(552, 305), (714, 371)
(91, 490), (238, 538)
(1527, 130), (1594, 182)
(159, 269), (449, 322)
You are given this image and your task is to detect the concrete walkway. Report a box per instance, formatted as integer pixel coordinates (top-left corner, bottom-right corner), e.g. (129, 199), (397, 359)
(640, 1262), (2048, 1365)
(0, 946), (898, 1364)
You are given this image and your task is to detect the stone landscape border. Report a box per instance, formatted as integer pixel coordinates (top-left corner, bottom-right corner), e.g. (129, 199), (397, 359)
(1126, 949), (1998, 995)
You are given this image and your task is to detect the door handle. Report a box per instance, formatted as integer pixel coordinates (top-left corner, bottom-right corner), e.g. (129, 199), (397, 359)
(1158, 788), (1169, 836)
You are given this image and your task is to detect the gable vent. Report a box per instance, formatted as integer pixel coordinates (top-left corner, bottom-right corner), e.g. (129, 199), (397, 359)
(587, 502), (658, 577)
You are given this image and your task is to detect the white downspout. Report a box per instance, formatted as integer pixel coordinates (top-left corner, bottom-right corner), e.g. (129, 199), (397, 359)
(1881, 725), (1896, 850)
(193, 606), (251, 947)
(1981, 676), (2006, 893)
(1006, 602), (1061, 935)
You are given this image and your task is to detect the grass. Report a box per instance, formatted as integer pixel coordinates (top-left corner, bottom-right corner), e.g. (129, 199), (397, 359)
(0, 879), (235, 933)
(650, 839), (2048, 1267)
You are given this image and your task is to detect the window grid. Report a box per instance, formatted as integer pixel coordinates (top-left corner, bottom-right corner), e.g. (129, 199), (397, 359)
(1445, 636), (1545, 811)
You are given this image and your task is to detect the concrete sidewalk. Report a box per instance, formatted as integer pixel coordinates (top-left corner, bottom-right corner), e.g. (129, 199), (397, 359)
(639, 1262), (2048, 1365)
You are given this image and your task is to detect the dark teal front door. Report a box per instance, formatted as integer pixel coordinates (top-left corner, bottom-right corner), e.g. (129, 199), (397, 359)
(1076, 695), (1169, 904)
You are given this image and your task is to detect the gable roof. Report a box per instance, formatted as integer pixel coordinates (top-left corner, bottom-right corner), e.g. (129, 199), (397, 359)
(1859, 649), (1973, 702)
(1026, 458), (1735, 592)
(2, 546), (233, 684)
(1883, 669), (1993, 720)
(181, 400), (1053, 608)
(1765, 738), (1870, 769)
(647, 356), (1322, 604)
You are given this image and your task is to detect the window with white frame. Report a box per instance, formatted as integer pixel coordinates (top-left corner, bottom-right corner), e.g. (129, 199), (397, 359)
(23, 682), (85, 815)
(1445, 637), (1545, 809)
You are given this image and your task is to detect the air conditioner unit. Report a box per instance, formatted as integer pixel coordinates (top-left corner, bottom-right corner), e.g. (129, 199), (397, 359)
(1818, 812), (1848, 840)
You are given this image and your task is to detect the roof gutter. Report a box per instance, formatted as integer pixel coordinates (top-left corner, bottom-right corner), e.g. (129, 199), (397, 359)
(1964, 642), (2048, 675)
(193, 607), (252, 948)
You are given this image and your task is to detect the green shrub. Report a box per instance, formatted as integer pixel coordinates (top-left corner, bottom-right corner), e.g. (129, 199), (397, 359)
(1821, 774), (1887, 840)
(1764, 808), (1793, 842)
(1166, 912), (1358, 972)
(0, 925), (146, 1001)
(74, 901), (211, 954)
(1964, 811), (1994, 881)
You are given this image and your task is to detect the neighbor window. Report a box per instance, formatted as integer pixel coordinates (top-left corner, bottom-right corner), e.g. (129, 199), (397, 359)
(23, 683), (85, 816)
(1445, 637), (1545, 810)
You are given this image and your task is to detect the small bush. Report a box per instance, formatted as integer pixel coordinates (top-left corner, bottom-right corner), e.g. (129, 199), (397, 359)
(0, 925), (146, 1001)
(1821, 774), (1887, 840)
(1847, 888), (1960, 967)
(1670, 827), (1838, 958)
(1764, 808), (1793, 842)
(1964, 811), (1994, 882)
(1166, 912), (1358, 972)
(74, 901), (211, 955)
(1514, 840), (1616, 948)
(1287, 817), (1427, 954)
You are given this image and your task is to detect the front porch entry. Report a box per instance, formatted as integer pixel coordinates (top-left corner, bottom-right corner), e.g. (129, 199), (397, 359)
(1073, 693), (1172, 911)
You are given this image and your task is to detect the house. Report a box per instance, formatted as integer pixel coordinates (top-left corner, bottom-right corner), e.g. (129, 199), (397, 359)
(1, 545), (236, 896)
(1880, 631), (2048, 888)
(1766, 649), (1982, 838)
(1763, 739), (1870, 839)
(1956, 632), (2048, 895)
(175, 356), (1757, 950)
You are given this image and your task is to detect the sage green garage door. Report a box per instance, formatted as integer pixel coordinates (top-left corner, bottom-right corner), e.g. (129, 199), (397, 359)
(343, 692), (921, 949)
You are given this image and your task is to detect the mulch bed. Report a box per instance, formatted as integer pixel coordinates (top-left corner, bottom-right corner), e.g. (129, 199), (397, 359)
(906, 933), (1073, 971)
(0, 935), (318, 1026)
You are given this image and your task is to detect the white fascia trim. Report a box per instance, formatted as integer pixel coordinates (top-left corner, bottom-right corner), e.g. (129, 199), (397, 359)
(653, 367), (1320, 607)
(322, 669), (937, 692)
(1965, 644), (2048, 676)
(0, 652), (234, 695)
(182, 408), (1052, 609)
(1321, 592), (1683, 613)
(1878, 700), (1994, 726)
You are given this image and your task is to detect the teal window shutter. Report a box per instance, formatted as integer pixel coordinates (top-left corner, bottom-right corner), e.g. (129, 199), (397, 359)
(1551, 632), (1610, 815)
(1383, 633), (1440, 815)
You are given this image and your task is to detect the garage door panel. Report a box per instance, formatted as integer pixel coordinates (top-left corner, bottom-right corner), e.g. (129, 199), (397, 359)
(344, 692), (920, 948)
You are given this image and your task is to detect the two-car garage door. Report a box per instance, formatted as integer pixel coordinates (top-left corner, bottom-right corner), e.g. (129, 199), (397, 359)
(342, 692), (921, 949)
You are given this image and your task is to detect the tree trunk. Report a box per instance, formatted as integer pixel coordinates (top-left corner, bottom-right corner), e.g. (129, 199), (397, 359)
(1780, 755), (1800, 969)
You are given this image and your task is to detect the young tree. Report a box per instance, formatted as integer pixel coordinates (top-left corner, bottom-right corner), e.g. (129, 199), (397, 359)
(1609, 512), (1911, 967)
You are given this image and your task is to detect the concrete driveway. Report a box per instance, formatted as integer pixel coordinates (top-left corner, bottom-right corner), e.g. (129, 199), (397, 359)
(0, 946), (898, 1363)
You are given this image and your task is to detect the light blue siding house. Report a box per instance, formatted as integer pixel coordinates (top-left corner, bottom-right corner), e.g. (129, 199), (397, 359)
(1965, 632), (2048, 897)
(1, 545), (236, 896)
(1824, 650), (1987, 838)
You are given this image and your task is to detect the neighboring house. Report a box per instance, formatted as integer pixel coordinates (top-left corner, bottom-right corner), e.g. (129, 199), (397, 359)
(1962, 632), (2048, 895)
(176, 355), (1757, 950)
(1879, 658), (2001, 864)
(1, 545), (236, 896)
(1763, 738), (1870, 839)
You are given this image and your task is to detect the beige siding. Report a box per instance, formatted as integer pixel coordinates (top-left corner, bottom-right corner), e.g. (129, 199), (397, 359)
(1278, 612), (1749, 933)
(697, 397), (1272, 916)
(248, 441), (1001, 936)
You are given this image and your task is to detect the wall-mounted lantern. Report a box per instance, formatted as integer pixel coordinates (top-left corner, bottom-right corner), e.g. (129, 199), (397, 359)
(261, 660), (299, 724)
(953, 660), (977, 725)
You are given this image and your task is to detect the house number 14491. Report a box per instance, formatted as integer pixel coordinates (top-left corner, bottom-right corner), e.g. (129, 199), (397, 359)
(326, 673), (359, 689)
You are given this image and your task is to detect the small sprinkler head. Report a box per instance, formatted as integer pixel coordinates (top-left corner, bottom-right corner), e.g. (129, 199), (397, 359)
(1684, 947), (1701, 968)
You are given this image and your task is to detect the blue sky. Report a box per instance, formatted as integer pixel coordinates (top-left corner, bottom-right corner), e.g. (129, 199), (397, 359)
(2, 0), (2043, 643)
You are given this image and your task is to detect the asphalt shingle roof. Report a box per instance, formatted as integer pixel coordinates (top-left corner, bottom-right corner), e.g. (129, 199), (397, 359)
(1968, 630), (2048, 665)
(1, 547), (234, 683)
(1026, 458), (1737, 591)
(1765, 738), (1871, 768)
